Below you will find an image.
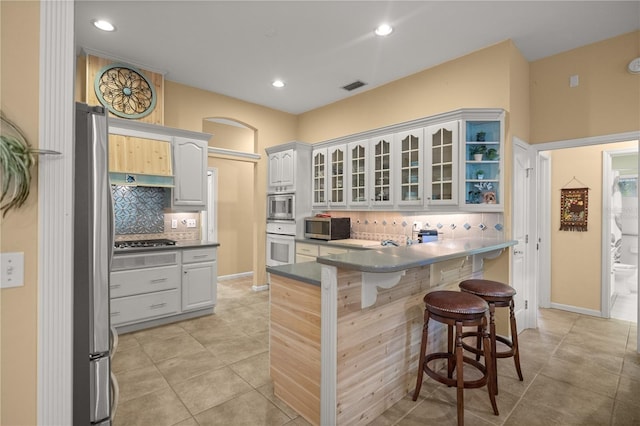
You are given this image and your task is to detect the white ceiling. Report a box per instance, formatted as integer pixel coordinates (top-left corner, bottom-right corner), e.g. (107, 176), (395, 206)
(75, 1), (640, 115)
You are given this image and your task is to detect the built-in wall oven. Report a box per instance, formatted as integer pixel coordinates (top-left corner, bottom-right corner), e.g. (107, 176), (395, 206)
(267, 193), (295, 221)
(266, 221), (296, 266)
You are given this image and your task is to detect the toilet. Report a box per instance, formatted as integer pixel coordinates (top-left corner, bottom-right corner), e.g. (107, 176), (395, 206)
(614, 237), (638, 294)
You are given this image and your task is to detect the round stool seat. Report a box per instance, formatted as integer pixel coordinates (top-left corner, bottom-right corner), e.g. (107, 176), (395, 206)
(459, 279), (516, 299)
(424, 290), (489, 318)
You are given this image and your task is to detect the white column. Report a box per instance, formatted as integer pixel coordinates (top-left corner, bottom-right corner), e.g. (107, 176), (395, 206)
(38, 1), (75, 424)
(320, 264), (338, 426)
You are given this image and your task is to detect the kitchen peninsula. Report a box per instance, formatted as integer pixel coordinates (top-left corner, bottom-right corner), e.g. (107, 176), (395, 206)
(267, 237), (517, 426)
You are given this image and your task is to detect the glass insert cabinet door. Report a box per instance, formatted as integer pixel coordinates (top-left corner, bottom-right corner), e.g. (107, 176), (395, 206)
(464, 120), (501, 206)
(371, 135), (393, 205)
(426, 121), (458, 205)
(328, 145), (346, 205)
(312, 149), (326, 205)
(396, 129), (423, 204)
(348, 141), (368, 205)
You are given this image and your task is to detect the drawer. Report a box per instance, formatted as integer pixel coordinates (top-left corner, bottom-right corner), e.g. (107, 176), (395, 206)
(319, 246), (348, 256)
(111, 289), (180, 326)
(296, 242), (319, 256)
(295, 254), (316, 263)
(182, 247), (216, 263)
(110, 265), (180, 298)
(112, 251), (179, 271)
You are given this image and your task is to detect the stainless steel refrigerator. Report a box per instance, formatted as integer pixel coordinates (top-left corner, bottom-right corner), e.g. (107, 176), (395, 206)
(73, 102), (115, 425)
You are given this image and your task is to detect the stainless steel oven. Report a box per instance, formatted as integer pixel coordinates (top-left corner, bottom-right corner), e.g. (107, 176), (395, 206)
(267, 193), (295, 221)
(266, 221), (296, 266)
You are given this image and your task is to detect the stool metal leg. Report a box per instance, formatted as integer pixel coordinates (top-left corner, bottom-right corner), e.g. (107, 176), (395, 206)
(412, 309), (430, 401)
(509, 299), (524, 381)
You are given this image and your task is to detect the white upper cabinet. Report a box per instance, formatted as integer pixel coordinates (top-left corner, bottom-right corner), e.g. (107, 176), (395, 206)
(370, 135), (394, 207)
(395, 128), (424, 206)
(173, 137), (208, 209)
(425, 121), (459, 206)
(327, 145), (347, 208)
(347, 140), (368, 207)
(268, 149), (294, 192)
(308, 109), (504, 212)
(312, 148), (328, 208)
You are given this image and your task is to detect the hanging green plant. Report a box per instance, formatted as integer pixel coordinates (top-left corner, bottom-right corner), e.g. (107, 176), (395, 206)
(0, 112), (37, 218)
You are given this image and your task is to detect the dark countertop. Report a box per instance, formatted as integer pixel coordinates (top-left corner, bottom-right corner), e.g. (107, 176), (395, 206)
(114, 240), (220, 255)
(268, 237), (516, 283)
(267, 262), (322, 286)
(317, 237), (517, 273)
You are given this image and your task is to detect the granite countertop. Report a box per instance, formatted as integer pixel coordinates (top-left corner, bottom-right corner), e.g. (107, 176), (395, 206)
(295, 238), (384, 250)
(267, 262), (322, 286)
(268, 237), (517, 284)
(317, 237), (517, 273)
(114, 240), (220, 254)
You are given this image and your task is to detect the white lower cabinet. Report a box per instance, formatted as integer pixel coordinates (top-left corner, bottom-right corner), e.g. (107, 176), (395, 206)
(111, 289), (180, 325)
(110, 246), (217, 329)
(295, 242), (349, 263)
(182, 248), (217, 311)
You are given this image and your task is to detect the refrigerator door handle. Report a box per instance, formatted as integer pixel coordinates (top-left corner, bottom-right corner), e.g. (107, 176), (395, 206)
(90, 356), (111, 423)
(91, 111), (111, 355)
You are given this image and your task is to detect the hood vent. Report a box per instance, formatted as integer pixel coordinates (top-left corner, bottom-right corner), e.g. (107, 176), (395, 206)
(109, 172), (174, 187)
(342, 80), (367, 91)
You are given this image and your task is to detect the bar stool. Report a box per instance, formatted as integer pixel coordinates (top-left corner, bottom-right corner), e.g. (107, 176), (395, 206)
(459, 279), (523, 395)
(413, 290), (498, 426)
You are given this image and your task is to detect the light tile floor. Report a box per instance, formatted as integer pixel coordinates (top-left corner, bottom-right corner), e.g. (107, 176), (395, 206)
(113, 277), (640, 426)
(611, 291), (638, 323)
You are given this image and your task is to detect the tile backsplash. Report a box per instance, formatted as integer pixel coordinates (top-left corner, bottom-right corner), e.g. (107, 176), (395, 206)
(112, 185), (200, 242)
(326, 211), (504, 244)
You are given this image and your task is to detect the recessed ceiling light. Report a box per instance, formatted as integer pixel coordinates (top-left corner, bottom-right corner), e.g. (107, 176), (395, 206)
(272, 80), (285, 88)
(374, 23), (393, 37)
(92, 19), (116, 32)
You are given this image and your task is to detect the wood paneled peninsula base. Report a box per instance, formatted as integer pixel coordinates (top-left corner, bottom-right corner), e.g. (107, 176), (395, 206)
(267, 237), (517, 426)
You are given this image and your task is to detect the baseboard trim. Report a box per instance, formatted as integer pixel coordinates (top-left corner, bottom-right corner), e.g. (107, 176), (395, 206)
(218, 271), (253, 281)
(549, 302), (602, 318)
(252, 284), (270, 292)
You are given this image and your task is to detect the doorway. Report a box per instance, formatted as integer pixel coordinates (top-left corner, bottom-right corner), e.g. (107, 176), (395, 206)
(533, 133), (639, 352)
(603, 148), (638, 322)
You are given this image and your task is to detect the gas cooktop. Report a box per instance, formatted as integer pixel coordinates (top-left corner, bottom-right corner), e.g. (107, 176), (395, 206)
(114, 239), (177, 249)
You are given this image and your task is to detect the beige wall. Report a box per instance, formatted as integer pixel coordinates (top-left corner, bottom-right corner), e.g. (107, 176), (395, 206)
(0, 2), (40, 425)
(203, 120), (255, 276)
(530, 31), (640, 144)
(163, 81), (298, 286)
(550, 141), (637, 310)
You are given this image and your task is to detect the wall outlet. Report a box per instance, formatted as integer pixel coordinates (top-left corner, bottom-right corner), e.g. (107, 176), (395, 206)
(186, 219), (197, 228)
(1, 252), (24, 289)
(171, 219), (178, 229)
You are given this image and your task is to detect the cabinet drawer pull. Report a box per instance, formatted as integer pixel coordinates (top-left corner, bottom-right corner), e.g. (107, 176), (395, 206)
(150, 302), (167, 310)
(111, 311), (121, 316)
(150, 278), (168, 283)
(111, 284), (121, 289)
(192, 254), (208, 259)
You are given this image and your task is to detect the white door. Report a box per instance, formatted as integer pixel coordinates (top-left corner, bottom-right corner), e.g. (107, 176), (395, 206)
(512, 139), (532, 332)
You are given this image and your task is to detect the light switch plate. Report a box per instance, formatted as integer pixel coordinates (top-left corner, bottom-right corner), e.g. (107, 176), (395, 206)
(171, 219), (178, 229)
(1, 252), (24, 289)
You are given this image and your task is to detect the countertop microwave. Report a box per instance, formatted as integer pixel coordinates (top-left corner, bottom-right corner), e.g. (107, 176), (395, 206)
(304, 217), (351, 241)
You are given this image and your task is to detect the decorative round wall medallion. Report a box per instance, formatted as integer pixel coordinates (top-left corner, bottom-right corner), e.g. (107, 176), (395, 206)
(94, 63), (157, 119)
